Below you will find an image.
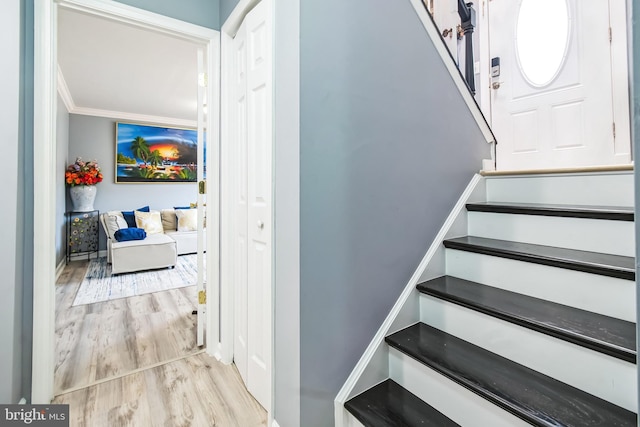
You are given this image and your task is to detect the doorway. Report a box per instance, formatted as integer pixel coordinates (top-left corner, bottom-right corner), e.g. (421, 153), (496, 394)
(32, 0), (219, 403)
(487, 0), (631, 170)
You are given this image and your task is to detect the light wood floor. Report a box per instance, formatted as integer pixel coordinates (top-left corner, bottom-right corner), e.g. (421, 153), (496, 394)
(55, 260), (200, 393)
(52, 352), (267, 427)
(54, 260), (266, 426)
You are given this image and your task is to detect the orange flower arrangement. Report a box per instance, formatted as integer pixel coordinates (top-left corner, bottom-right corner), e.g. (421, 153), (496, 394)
(65, 157), (103, 186)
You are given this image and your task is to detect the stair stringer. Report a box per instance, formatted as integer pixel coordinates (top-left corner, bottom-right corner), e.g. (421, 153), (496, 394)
(334, 173), (486, 427)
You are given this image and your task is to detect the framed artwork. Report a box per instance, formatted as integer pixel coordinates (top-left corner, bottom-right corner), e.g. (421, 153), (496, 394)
(115, 122), (204, 183)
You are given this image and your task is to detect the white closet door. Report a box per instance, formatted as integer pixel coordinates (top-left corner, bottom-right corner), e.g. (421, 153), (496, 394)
(233, 22), (249, 384)
(245, 0), (272, 410)
(232, 0), (272, 410)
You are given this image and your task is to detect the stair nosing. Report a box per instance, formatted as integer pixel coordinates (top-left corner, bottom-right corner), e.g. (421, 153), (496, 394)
(443, 236), (635, 281)
(466, 202), (634, 221)
(344, 379), (461, 427)
(417, 276), (636, 363)
(386, 323), (636, 427)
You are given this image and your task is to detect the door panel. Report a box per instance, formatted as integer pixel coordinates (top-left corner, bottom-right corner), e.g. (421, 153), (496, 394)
(233, 24), (248, 383)
(232, 0), (272, 411)
(245, 0), (272, 410)
(489, 0), (630, 170)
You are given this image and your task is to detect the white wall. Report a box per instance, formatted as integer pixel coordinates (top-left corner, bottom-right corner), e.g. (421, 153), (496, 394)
(0, 0), (23, 404)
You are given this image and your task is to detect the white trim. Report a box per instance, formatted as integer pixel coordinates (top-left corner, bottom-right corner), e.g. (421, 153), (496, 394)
(56, 65), (74, 112)
(334, 174), (484, 427)
(55, 258), (66, 281)
(32, 0), (57, 403)
(408, 0), (495, 145)
(271, 421), (281, 427)
(33, 0), (220, 404)
(69, 106), (198, 129)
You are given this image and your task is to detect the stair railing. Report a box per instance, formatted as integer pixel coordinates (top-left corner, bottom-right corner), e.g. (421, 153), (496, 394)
(457, 0), (476, 94)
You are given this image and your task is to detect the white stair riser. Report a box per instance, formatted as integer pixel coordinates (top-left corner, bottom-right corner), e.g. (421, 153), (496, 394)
(345, 412), (365, 427)
(446, 249), (635, 322)
(485, 173), (634, 206)
(467, 212), (634, 257)
(389, 348), (531, 427)
(420, 295), (637, 411)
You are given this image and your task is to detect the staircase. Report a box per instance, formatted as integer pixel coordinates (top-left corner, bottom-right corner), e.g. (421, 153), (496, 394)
(341, 172), (637, 426)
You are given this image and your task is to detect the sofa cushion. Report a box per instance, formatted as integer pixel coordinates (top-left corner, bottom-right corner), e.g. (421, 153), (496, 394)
(105, 211), (128, 240)
(161, 209), (178, 232)
(135, 210), (164, 234)
(175, 208), (198, 232)
(122, 205), (150, 228)
(114, 227), (147, 242)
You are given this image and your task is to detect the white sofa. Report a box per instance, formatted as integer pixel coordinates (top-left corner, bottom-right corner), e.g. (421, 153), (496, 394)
(100, 208), (204, 274)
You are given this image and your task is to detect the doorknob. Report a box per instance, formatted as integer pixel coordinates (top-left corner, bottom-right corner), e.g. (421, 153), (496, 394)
(257, 220), (264, 229)
(492, 81), (503, 90)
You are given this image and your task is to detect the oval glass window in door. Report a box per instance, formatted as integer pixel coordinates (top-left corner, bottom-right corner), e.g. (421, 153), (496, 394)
(515, 0), (570, 87)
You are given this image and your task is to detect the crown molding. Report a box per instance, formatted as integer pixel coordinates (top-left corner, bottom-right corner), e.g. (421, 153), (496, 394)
(56, 64), (197, 128)
(70, 106), (198, 128)
(56, 64), (75, 112)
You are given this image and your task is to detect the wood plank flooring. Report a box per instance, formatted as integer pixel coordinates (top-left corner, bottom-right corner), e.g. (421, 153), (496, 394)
(52, 352), (267, 427)
(55, 260), (266, 426)
(55, 260), (201, 393)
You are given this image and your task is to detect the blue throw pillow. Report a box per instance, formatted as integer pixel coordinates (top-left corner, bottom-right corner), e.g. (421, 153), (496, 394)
(174, 206), (191, 210)
(121, 206), (150, 228)
(114, 227), (147, 242)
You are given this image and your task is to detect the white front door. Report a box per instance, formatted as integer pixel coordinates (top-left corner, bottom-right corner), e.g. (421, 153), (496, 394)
(488, 0), (631, 170)
(232, 0), (272, 410)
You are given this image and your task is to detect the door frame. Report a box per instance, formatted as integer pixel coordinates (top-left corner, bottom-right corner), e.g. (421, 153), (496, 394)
(220, 0), (274, 420)
(32, 0), (219, 403)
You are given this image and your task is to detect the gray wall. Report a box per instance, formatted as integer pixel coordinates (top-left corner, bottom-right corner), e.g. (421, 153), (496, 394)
(299, 0), (489, 425)
(56, 96), (70, 265)
(0, 0), (23, 404)
(68, 115), (199, 249)
(116, 0), (220, 30)
(219, 0), (240, 25)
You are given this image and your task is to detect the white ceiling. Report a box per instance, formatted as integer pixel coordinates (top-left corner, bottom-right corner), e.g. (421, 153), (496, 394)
(57, 8), (203, 126)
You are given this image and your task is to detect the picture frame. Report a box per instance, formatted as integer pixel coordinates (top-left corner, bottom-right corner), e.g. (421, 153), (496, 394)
(115, 122), (203, 183)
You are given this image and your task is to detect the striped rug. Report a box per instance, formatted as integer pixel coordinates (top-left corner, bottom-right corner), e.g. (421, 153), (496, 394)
(72, 254), (199, 306)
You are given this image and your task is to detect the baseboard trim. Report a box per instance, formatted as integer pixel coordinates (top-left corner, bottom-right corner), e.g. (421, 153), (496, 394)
(481, 164), (634, 177)
(55, 258), (66, 280)
(334, 174), (484, 427)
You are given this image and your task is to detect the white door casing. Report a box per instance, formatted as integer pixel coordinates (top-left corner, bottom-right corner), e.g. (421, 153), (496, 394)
(196, 47), (206, 347)
(489, 0), (631, 170)
(231, 0), (273, 410)
(33, 0), (220, 403)
(429, 0), (460, 58)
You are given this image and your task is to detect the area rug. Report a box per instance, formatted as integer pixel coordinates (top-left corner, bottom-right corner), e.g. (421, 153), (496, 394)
(72, 254), (200, 306)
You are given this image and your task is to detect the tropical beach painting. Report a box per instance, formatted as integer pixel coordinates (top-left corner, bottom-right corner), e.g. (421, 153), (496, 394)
(115, 122), (204, 183)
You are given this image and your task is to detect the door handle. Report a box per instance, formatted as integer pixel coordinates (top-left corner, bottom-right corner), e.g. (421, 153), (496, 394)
(492, 81), (503, 90)
(442, 28), (453, 38)
(257, 220), (264, 229)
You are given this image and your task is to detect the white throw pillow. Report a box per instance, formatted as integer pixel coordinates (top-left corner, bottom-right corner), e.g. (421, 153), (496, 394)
(175, 208), (198, 232)
(105, 212), (128, 240)
(134, 210), (164, 234)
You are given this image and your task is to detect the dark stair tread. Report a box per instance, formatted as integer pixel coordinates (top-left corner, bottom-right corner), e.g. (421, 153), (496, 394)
(386, 323), (636, 427)
(417, 276), (636, 363)
(443, 236), (635, 280)
(345, 379), (460, 427)
(466, 202), (634, 221)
